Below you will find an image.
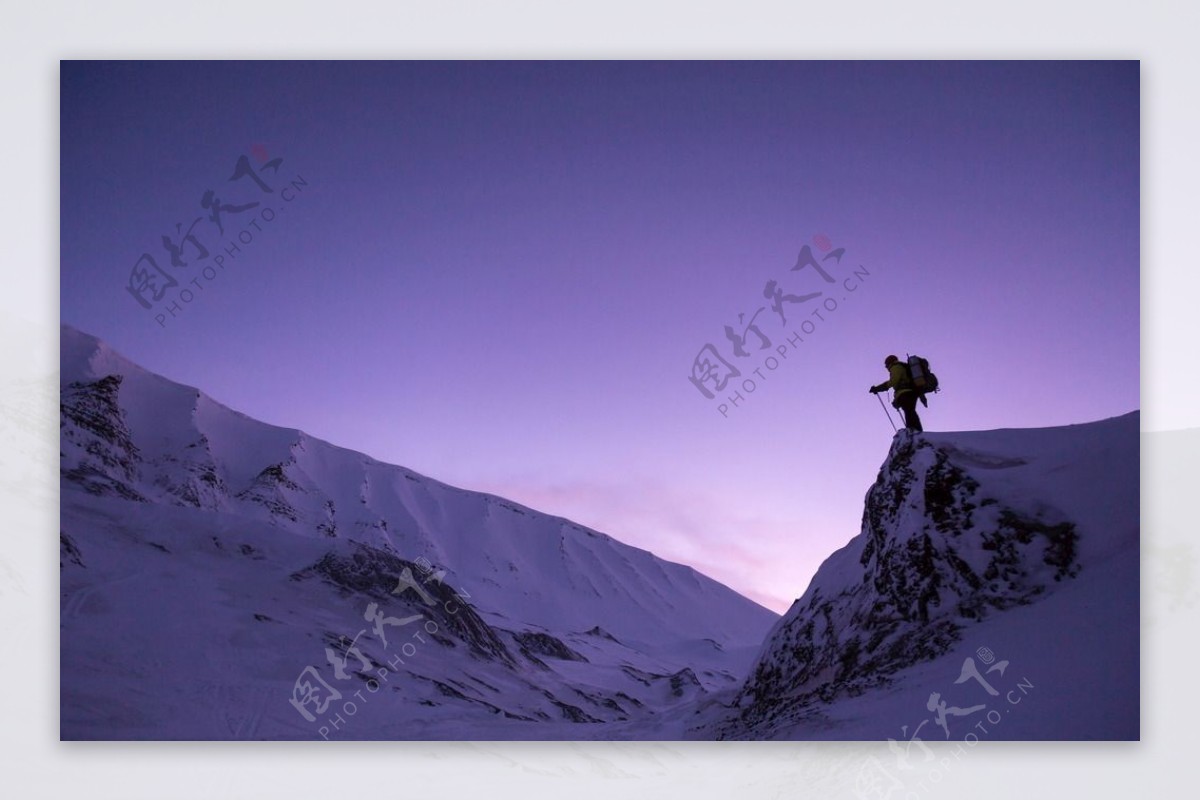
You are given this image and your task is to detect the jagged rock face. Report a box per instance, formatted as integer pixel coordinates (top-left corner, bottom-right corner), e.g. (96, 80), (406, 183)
(61, 376), (228, 510)
(724, 432), (1080, 735)
(60, 532), (85, 568)
(151, 434), (228, 509)
(236, 462), (304, 522)
(513, 631), (588, 663)
(60, 375), (145, 500)
(289, 543), (516, 667)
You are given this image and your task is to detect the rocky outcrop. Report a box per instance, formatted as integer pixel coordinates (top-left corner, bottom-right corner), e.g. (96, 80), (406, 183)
(720, 431), (1081, 737)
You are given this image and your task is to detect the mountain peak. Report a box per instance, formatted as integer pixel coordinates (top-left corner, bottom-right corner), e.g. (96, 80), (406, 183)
(713, 412), (1138, 739)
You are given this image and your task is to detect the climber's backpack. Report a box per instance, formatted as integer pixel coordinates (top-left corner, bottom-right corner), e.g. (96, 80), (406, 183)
(905, 354), (939, 395)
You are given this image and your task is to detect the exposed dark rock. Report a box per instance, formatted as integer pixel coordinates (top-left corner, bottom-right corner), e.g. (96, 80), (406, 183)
(513, 630), (588, 663)
(60, 375), (144, 499)
(234, 462), (303, 522)
(722, 432), (1083, 737)
(290, 542), (516, 667)
(60, 532), (85, 568)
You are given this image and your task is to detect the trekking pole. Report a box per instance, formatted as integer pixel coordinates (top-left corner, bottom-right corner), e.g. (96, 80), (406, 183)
(876, 392), (898, 432)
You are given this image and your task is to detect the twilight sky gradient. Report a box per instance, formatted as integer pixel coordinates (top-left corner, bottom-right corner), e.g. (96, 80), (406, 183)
(60, 61), (1139, 612)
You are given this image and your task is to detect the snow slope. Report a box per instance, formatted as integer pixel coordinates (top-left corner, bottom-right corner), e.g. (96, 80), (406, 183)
(704, 414), (1139, 741)
(59, 325), (777, 740)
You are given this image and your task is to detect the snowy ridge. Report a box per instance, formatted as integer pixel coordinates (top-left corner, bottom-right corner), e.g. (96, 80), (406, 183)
(60, 325), (773, 646)
(59, 325), (777, 739)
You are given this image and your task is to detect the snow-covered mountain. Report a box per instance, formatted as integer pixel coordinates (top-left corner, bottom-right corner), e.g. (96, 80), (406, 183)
(59, 324), (1139, 743)
(706, 413), (1139, 741)
(59, 325), (778, 740)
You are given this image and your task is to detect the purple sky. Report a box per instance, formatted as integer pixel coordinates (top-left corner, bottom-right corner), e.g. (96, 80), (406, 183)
(60, 61), (1139, 612)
